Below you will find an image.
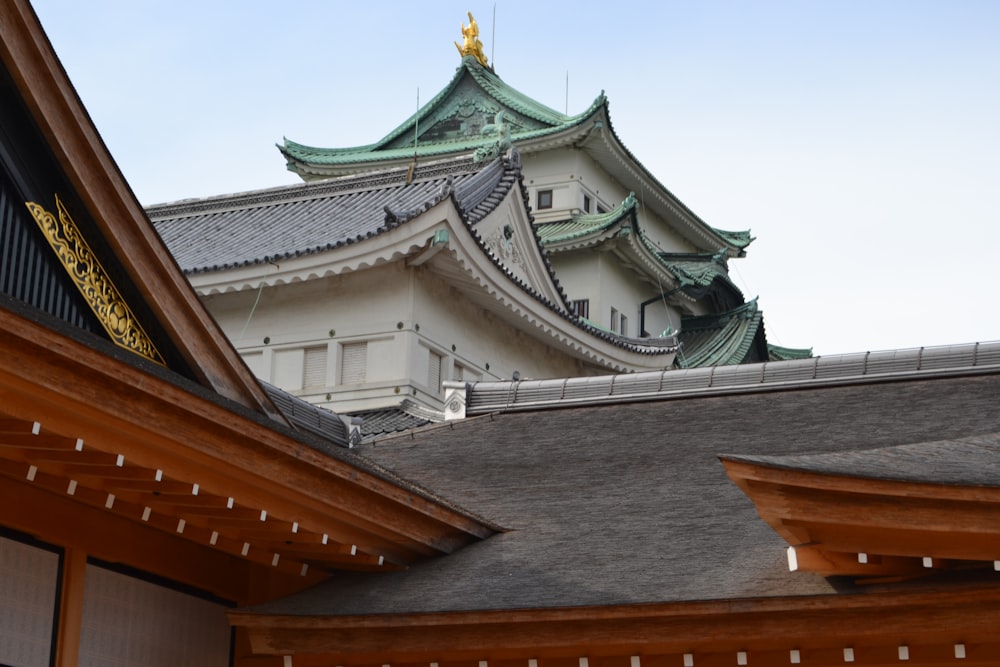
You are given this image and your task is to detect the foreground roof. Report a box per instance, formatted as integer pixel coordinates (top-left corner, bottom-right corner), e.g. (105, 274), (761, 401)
(237, 340), (1000, 618)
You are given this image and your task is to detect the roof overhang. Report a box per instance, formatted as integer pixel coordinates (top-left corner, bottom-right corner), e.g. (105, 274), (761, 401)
(230, 584), (1000, 666)
(721, 454), (1000, 579)
(0, 299), (493, 596)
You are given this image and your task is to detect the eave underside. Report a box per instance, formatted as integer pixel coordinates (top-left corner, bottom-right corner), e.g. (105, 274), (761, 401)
(0, 300), (492, 588)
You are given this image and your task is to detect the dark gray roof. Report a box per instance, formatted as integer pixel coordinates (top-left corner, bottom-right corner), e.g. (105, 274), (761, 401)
(243, 367), (1000, 617)
(149, 150), (678, 358)
(726, 433), (1000, 487)
(261, 381), (354, 448)
(148, 155), (515, 274)
(349, 400), (440, 441)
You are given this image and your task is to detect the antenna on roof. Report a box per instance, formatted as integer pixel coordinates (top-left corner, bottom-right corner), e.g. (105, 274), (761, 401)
(565, 70), (569, 114)
(407, 88), (419, 184)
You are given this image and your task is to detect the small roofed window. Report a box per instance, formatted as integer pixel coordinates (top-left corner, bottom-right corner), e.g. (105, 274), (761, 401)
(537, 189), (553, 210)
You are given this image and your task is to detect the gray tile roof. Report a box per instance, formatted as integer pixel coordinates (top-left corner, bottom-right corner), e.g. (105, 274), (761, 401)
(148, 151), (679, 358)
(242, 367), (1000, 617)
(726, 433), (1000, 487)
(148, 155), (513, 274)
(349, 400), (440, 441)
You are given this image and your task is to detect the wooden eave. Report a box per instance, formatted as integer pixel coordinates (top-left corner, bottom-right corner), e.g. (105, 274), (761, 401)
(231, 584), (1000, 666)
(721, 457), (1000, 577)
(0, 0), (280, 419)
(0, 302), (493, 589)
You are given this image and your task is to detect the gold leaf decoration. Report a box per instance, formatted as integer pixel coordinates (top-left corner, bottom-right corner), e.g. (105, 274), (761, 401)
(25, 195), (166, 366)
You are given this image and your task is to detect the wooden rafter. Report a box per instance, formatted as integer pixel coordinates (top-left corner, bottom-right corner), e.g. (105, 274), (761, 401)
(0, 303), (492, 589)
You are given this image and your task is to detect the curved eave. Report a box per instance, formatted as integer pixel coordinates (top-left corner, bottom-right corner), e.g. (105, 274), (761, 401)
(721, 450), (1000, 576)
(536, 193), (638, 245)
(187, 196), (675, 370)
(675, 300), (766, 368)
(570, 103), (752, 256)
(768, 343), (814, 361)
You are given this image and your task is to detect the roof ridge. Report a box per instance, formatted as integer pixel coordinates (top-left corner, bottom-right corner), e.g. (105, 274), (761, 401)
(147, 156), (478, 220)
(461, 340), (1000, 414)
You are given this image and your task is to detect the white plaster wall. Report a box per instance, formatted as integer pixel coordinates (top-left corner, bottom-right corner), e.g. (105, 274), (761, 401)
(550, 249), (685, 339)
(201, 260), (605, 414)
(522, 149), (629, 223)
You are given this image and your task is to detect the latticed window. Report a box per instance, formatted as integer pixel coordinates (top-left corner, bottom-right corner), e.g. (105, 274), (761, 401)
(621, 314), (629, 337)
(340, 342), (367, 385)
(570, 299), (589, 319)
(611, 307), (619, 333)
(303, 345), (328, 388)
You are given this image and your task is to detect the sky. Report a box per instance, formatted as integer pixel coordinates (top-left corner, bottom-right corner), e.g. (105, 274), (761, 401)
(29, 1), (1000, 357)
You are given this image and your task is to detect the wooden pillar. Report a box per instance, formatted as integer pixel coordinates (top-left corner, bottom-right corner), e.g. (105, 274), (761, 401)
(54, 546), (87, 667)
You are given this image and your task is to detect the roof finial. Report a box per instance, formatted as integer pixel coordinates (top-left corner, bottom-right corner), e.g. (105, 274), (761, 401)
(455, 12), (488, 67)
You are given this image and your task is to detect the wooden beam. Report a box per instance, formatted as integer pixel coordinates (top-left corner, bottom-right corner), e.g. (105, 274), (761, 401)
(53, 546), (86, 667)
(232, 587), (1000, 662)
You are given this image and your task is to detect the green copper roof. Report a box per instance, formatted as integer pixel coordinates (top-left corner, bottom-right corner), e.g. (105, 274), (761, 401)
(535, 193), (637, 244)
(279, 54), (752, 257)
(674, 299), (767, 368)
(281, 56), (605, 169)
(712, 227), (754, 250)
(657, 248), (733, 290)
(539, 195), (744, 304)
(767, 343), (814, 361)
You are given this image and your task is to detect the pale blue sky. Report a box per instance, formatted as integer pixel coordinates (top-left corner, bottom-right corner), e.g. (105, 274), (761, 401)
(30, 1), (1000, 356)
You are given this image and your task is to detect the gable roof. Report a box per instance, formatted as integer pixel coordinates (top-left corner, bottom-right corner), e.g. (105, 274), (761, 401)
(280, 56), (605, 172)
(0, 0), (279, 419)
